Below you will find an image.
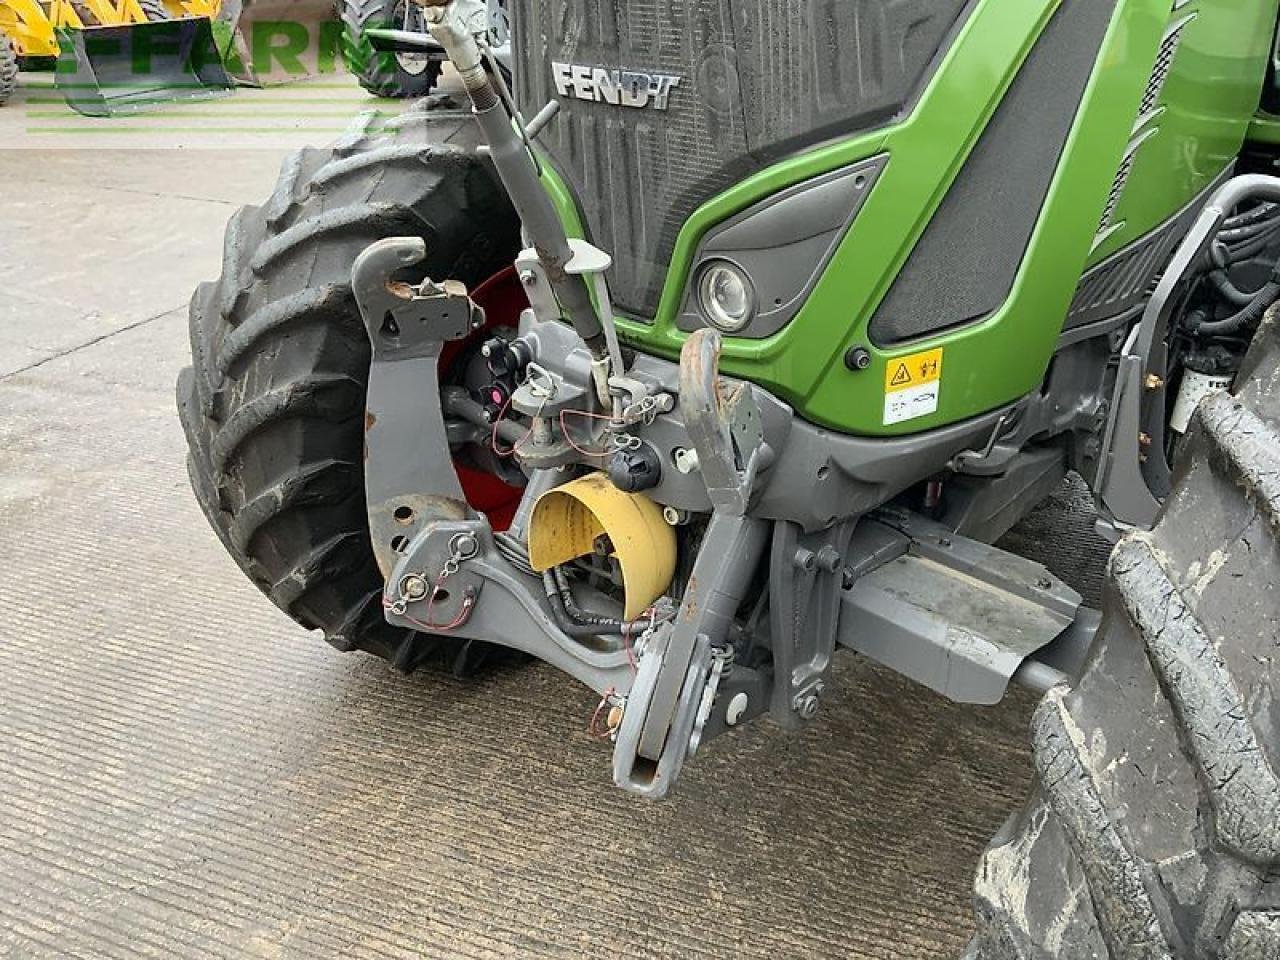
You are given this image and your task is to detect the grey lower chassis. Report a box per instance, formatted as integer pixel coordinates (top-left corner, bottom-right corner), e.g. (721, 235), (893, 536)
(352, 236), (1093, 799)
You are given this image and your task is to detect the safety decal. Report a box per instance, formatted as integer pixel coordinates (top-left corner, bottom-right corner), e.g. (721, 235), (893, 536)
(883, 347), (943, 426)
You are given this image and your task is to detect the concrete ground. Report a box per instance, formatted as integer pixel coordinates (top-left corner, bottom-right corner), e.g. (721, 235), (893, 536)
(0, 67), (1114, 959)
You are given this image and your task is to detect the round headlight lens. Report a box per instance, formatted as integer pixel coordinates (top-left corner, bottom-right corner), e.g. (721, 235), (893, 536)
(697, 261), (754, 333)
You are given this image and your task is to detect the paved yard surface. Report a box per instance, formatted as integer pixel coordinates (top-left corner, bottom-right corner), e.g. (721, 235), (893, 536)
(0, 70), (1114, 959)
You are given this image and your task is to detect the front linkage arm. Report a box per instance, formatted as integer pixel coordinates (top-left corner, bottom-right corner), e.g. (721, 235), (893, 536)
(352, 234), (777, 798)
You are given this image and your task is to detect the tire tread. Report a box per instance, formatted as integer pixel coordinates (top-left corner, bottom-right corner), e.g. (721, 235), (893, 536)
(970, 314), (1280, 958)
(177, 113), (519, 670)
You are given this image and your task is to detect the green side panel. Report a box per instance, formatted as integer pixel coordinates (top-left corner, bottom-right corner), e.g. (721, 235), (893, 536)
(1088, 0), (1280, 262)
(1248, 113), (1280, 143)
(541, 0), (1276, 436)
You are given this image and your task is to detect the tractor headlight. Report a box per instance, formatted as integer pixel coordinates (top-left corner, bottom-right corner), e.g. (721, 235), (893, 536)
(697, 261), (754, 333)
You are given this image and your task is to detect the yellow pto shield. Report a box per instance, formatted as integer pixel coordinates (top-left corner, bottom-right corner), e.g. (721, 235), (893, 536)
(528, 473), (676, 620)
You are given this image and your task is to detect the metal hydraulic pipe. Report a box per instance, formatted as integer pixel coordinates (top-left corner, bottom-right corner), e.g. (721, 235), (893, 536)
(424, 1), (609, 362)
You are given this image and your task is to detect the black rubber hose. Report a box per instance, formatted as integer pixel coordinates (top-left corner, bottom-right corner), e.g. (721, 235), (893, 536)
(551, 567), (666, 633)
(541, 570), (663, 638)
(1196, 277), (1280, 337)
(542, 571), (622, 637)
(1223, 201), (1277, 229)
(1218, 214), (1280, 246)
(1208, 269), (1259, 307)
(1224, 225), (1280, 263)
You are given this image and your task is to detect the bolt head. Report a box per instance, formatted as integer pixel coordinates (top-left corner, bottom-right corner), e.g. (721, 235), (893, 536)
(844, 346), (872, 371)
(400, 574), (429, 601)
(520, 271), (537, 286)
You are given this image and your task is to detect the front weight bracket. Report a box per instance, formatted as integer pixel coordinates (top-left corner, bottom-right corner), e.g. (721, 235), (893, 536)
(352, 236), (485, 579)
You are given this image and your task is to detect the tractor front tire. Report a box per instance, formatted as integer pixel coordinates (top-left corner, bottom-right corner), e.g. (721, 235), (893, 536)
(0, 36), (16, 107)
(177, 110), (519, 672)
(969, 314), (1280, 957)
(340, 0), (441, 100)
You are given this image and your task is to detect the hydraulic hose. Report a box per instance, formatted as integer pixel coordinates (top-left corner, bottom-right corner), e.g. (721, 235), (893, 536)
(1217, 213), (1280, 247)
(1208, 268), (1257, 307)
(1225, 226), (1280, 264)
(1222, 201), (1277, 229)
(540, 570), (664, 638)
(1206, 222), (1280, 311)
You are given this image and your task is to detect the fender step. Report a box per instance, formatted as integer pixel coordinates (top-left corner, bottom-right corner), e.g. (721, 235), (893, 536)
(839, 510), (1094, 704)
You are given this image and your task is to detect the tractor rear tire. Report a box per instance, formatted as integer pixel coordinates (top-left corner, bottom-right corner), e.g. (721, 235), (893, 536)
(340, 0), (440, 100)
(0, 36), (17, 107)
(177, 109), (519, 671)
(968, 314), (1280, 957)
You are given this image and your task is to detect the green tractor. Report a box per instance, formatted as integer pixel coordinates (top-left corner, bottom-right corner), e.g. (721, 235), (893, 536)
(338, 0), (506, 97)
(179, 0), (1280, 954)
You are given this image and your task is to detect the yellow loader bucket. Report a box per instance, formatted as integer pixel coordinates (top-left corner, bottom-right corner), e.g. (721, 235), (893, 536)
(55, 16), (231, 115)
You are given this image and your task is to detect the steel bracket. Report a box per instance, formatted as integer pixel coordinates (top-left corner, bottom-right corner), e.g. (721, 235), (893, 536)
(353, 236), (485, 578)
(839, 509), (1085, 704)
(678, 328), (764, 516)
(767, 519), (856, 726)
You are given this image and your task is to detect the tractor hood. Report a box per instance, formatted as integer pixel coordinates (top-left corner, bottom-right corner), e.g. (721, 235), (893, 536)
(512, 0), (973, 320)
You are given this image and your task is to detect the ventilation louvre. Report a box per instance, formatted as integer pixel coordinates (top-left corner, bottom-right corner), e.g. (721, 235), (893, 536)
(1096, 13), (1195, 237)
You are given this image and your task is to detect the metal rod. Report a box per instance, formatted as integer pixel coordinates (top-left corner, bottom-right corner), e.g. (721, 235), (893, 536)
(426, 3), (608, 360)
(1010, 658), (1070, 695)
(524, 100), (561, 140)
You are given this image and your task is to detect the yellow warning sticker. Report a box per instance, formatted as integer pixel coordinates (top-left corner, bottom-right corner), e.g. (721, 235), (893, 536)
(883, 347), (943, 425)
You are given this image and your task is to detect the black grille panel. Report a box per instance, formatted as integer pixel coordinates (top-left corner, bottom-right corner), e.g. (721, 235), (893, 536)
(867, 0), (1118, 345)
(514, 0), (973, 318)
